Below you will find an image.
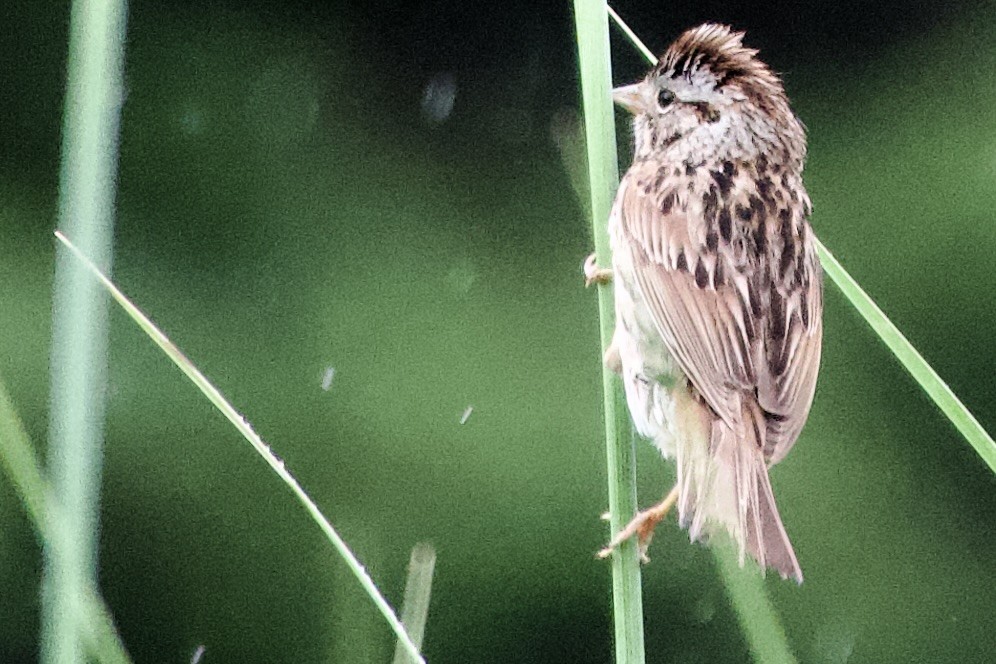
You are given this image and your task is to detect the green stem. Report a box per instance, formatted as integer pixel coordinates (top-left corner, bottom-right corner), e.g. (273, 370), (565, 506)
(0, 378), (132, 663)
(44, 0), (128, 662)
(714, 544), (797, 664)
(815, 241), (996, 472)
(573, 2), (646, 663)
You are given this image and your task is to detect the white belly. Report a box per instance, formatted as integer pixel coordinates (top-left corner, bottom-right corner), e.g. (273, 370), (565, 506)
(609, 236), (683, 458)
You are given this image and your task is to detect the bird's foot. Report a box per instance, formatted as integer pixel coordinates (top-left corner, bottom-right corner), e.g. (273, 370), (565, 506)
(597, 485), (679, 563)
(583, 253), (612, 287)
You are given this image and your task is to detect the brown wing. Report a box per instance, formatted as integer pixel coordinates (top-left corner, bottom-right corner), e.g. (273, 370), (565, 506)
(755, 240), (823, 463)
(613, 160), (822, 462)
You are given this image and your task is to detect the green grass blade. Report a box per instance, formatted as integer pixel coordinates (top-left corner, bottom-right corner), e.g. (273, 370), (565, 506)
(816, 241), (996, 472)
(0, 379), (132, 664)
(714, 545), (797, 664)
(53, 231), (427, 664)
(606, 6), (655, 63)
(45, 0), (128, 661)
(391, 542), (437, 664)
(0, 381), (49, 529)
(573, 1), (647, 663)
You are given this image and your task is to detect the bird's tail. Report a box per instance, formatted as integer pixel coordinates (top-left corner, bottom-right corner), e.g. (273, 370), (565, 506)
(671, 390), (803, 583)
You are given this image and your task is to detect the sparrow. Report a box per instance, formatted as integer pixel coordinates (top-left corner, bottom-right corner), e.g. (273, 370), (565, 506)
(588, 24), (822, 583)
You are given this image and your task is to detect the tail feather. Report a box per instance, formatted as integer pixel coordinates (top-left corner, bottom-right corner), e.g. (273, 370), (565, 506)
(670, 390), (803, 583)
(748, 461), (802, 582)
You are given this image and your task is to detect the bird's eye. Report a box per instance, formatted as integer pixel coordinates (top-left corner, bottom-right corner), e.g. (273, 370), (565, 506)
(657, 88), (675, 109)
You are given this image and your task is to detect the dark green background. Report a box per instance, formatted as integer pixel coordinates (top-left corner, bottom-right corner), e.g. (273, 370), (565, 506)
(1, 0), (994, 661)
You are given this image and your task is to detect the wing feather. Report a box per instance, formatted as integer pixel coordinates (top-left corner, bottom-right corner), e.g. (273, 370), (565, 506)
(613, 161), (822, 463)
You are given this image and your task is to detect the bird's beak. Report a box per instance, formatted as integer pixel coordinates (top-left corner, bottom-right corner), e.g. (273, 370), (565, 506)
(612, 83), (650, 115)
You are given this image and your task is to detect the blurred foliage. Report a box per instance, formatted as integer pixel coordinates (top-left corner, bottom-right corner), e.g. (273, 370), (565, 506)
(1, 1), (994, 662)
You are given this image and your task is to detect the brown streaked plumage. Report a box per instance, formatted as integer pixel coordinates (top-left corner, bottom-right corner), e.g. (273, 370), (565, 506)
(600, 24), (822, 582)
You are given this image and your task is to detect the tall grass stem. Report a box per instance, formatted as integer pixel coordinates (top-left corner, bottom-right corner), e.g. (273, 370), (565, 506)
(573, 1), (647, 662)
(44, 0), (128, 661)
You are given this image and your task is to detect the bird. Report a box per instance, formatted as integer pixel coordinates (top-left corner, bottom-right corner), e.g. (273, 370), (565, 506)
(586, 23), (823, 583)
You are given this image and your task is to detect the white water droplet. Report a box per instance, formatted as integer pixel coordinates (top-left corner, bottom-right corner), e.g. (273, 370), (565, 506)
(422, 72), (456, 124)
(321, 366), (336, 391)
(812, 621), (857, 664)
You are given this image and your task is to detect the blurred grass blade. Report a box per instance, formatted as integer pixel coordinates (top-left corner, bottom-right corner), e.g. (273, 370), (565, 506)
(45, 0), (128, 661)
(816, 241), (996, 472)
(53, 231), (427, 664)
(608, 5), (994, 474)
(0, 379), (132, 664)
(0, 380), (49, 529)
(714, 545), (797, 664)
(573, 1), (647, 663)
(392, 542), (437, 664)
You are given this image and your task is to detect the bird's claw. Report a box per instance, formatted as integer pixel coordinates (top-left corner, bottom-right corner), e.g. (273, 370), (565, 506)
(596, 486), (679, 563)
(583, 253), (613, 287)
(596, 511), (658, 563)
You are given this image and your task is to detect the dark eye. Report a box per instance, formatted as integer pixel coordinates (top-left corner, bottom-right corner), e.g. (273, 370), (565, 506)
(657, 88), (675, 109)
